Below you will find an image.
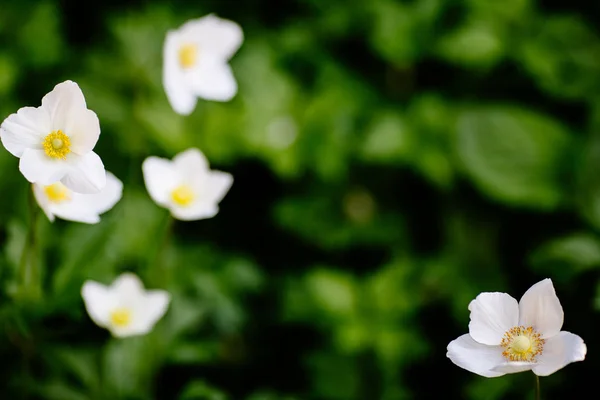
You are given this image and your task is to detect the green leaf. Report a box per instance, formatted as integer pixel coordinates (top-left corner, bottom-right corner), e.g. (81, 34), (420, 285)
(179, 381), (227, 400)
(34, 382), (89, 400)
(102, 336), (164, 398)
(48, 347), (100, 391)
(360, 111), (413, 162)
(168, 341), (219, 364)
(17, 2), (64, 67)
(529, 232), (600, 281)
(306, 269), (357, 319)
(518, 16), (600, 100)
(436, 17), (505, 68)
(369, 1), (419, 64)
(456, 106), (572, 209)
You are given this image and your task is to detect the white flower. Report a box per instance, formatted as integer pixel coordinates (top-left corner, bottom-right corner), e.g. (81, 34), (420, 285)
(163, 14), (243, 115)
(0, 80), (106, 193)
(81, 273), (170, 338)
(142, 148), (233, 221)
(447, 279), (586, 377)
(33, 171), (123, 224)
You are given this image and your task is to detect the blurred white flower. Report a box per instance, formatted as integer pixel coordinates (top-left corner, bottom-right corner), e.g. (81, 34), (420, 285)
(163, 14), (243, 115)
(142, 148), (233, 221)
(0, 80), (106, 193)
(81, 273), (170, 338)
(447, 279), (586, 377)
(33, 171), (123, 224)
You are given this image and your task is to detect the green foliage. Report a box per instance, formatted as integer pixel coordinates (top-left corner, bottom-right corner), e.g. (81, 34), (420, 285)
(0, 0), (597, 399)
(455, 106), (572, 209)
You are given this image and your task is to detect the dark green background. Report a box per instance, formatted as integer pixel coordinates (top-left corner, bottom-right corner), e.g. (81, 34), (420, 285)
(0, 0), (598, 398)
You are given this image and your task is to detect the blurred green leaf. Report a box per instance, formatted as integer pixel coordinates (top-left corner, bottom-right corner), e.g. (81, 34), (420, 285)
(35, 382), (89, 400)
(307, 352), (359, 400)
(456, 106), (572, 209)
(436, 17), (505, 68)
(360, 111), (412, 163)
(179, 381), (227, 400)
(0, 53), (18, 95)
(466, 0), (532, 21)
(529, 232), (600, 281)
(17, 2), (64, 68)
(369, 0), (441, 64)
(102, 336), (164, 398)
(48, 347), (100, 391)
(306, 269), (357, 319)
(466, 374), (514, 400)
(168, 341), (219, 364)
(518, 16), (600, 100)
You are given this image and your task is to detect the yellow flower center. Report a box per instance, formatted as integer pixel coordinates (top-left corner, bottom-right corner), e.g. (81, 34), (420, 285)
(178, 43), (198, 69)
(44, 183), (71, 203)
(501, 326), (545, 362)
(110, 308), (132, 328)
(42, 130), (71, 159)
(171, 185), (195, 206)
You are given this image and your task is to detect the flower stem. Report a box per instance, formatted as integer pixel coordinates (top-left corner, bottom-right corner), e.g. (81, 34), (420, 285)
(18, 186), (41, 302)
(535, 374), (541, 400)
(150, 213), (174, 288)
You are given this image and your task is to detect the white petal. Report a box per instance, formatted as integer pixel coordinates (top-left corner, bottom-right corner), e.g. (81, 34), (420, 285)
(203, 170), (233, 204)
(39, 178), (101, 224)
(173, 147), (209, 175)
(41, 81), (88, 132)
(142, 156), (179, 206)
(81, 281), (116, 328)
(60, 152), (106, 194)
(446, 334), (506, 377)
(68, 171), (123, 216)
(163, 31), (197, 115)
(468, 292), (519, 346)
(169, 202), (218, 221)
(49, 199), (101, 224)
(107, 276), (169, 338)
(132, 290), (170, 335)
(491, 362), (535, 374)
(68, 109), (101, 155)
(188, 58), (237, 102)
(32, 183), (56, 222)
(108, 327), (134, 338)
(181, 14), (243, 60)
(111, 273), (146, 304)
(532, 331), (587, 376)
(0, 106), (50, 157)
(19, 148), (68, 184)
(518, 279), (564, 338)
(53, 210), (100, 224)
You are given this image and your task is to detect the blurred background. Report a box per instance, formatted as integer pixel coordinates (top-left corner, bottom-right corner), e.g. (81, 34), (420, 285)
(0, 0), (598, 398)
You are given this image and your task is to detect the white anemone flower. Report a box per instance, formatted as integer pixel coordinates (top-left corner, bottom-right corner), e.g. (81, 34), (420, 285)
(142, 148), (233, 221)
(81, 273), (170, 338)
(33, 171), (123, 224)
(163, 14), (243, 115)
(0, 80), (106, 193)
(447, 279), (586, 377)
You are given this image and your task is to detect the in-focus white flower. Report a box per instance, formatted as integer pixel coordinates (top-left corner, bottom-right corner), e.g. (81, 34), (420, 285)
(163, 14), (243, 115)
(447, 279), (586, 377)
(81, 273), (170, 338)
(142, 148), (233, 221)
(0, 80), (106, 193)
(33, 171), (123, 224)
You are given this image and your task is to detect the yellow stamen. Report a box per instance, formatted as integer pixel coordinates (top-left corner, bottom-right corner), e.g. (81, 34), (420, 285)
(44, 183), (71, 203)
(501, 326), (545, 362)
(42, 130), (71, 159)
(171, 185), (195, 206)
(178, 43), (198, 68)
(110, 308), (132, 328)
